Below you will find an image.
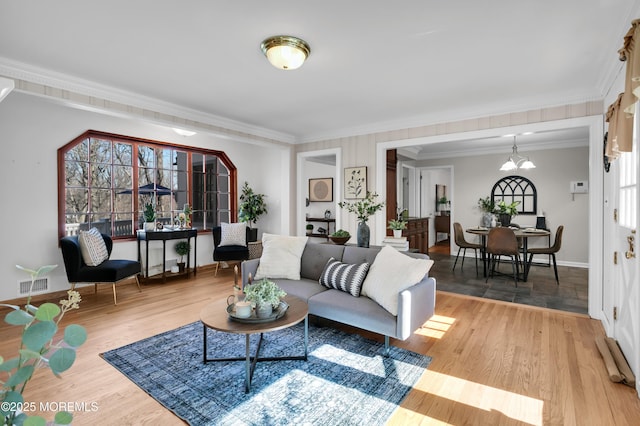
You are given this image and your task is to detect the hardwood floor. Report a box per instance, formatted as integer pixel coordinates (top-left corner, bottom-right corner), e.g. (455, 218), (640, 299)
(1, 265), (639, 425)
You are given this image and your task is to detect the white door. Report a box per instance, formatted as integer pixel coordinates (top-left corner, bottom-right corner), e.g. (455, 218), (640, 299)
(611, 111), (640, 393)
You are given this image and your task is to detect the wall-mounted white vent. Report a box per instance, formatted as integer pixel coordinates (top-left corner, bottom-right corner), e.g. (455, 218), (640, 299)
(18, 278), (49, 296)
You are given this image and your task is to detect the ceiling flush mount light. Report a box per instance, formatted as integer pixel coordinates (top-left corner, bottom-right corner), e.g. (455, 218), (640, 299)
(0, 76), (15, 103)
(500, 135), (536, 171)
(172, 128), (196, 137)
(260, 35), (310, 70)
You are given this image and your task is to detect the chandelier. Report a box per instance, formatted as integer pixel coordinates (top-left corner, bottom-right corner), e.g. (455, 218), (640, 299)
(500, 135), (536, 171)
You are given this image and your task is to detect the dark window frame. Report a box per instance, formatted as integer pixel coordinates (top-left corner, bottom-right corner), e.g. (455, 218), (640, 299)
(57, 130), (237, 240)
(491, 175), (537, 215)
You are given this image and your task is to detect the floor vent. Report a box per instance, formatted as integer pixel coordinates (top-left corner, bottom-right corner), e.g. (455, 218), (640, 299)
(18, 277), (49, 296)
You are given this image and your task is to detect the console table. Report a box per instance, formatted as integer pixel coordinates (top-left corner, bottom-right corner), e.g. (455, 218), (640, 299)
(137, 229), (198, 282)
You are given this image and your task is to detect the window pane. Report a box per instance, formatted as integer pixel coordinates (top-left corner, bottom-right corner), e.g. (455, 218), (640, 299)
(193, 153), (204, 173)
(113, 165), (132, 191)
(113, 142), (132, 166)
(90, 163), (111, 188)
(218, 158), (229, 175)
(138, 145), (155, 168)
(65, 138), (89, 162)
(91, 189), (112, 214)
(90, 138), (111, 164)
(175, 150), (188, 172)
(65, 161), (88, 187)
(218, 175), (229, 192)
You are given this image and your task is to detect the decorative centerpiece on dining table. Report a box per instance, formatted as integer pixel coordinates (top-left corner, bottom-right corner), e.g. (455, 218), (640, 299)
(243, 278), (287, 318)
(494, 200), (520, 226)
(477, 196), (495, 228)
(338, 191), (385, 248)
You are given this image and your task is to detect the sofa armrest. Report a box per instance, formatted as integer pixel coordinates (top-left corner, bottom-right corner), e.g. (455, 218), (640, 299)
(396, 276), (436, 340)
(240, 258), (260, 289)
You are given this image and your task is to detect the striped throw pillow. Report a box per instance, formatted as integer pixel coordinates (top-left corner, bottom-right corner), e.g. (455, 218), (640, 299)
(78, 227), (109, 266)
(319, 257), (370, 297)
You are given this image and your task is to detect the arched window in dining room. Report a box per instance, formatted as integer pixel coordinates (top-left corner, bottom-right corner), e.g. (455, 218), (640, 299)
(491, 175), (537, 215)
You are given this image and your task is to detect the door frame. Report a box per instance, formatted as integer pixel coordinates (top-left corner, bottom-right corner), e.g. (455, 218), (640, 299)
(374, 116), (604, 319)
(296, 148), (342, 237)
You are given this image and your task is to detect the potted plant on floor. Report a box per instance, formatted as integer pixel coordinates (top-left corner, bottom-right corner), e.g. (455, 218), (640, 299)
(244, 278), (286, 318)
(174, 240), (190, 272)
(239, 182), (267, 242)
(338, 191), (385, 248)
(388, 219), (407, 238)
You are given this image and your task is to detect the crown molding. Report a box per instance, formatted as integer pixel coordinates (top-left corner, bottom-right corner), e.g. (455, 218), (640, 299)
(297, 89), (603, 144)
(0, 57), (296, 145)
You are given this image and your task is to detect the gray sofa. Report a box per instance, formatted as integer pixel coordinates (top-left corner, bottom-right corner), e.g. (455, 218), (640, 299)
(241, 242), (436, 353)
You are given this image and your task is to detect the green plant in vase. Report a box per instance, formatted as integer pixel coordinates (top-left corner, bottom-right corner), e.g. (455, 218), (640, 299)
(239, 182), (268, 241)
(494, 200), (520, 226)
(338, 191), (385, 248)
(143, 203), (156, 231)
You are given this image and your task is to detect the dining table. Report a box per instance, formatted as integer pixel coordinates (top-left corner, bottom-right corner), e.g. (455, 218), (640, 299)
(466, 226), (551, 282)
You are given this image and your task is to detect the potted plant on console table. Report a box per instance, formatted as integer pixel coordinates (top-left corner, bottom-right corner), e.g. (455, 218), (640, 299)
(339, 191), (385, 248)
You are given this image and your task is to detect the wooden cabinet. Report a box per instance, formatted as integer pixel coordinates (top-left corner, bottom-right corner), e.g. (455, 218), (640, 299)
(434, 215), (451, 241)
(403, 218), (429, 254)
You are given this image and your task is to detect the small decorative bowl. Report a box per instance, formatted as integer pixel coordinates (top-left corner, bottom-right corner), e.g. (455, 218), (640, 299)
(328, 236), (350, 245)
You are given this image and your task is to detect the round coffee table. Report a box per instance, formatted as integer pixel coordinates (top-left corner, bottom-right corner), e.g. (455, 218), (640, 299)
(200, 294), (308, 392)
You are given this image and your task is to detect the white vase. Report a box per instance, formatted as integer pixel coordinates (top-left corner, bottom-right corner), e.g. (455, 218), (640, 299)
(393, 229), (403, 238)
(144, 221), (155, 231)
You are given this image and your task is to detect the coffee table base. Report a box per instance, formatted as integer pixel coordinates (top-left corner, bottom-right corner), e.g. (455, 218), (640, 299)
(203, 316), (308, 393)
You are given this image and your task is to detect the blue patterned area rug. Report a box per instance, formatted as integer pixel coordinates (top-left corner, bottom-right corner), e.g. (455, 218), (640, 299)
(101, 321), (431, 425)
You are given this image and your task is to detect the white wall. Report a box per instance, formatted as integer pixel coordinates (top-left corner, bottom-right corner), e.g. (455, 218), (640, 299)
(0, 93), (288, 301)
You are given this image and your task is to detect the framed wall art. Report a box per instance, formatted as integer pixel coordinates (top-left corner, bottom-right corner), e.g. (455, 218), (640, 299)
(309, 178), (333, 202)
(344, 166), (367, 199)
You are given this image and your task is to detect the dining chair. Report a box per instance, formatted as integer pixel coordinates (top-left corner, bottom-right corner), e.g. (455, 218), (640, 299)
(485, 227), (520, 286)
(452, 222), (482, 276)
(525, 225), (564, 284)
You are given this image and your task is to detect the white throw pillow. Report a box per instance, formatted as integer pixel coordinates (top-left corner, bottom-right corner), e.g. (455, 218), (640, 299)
(78, 227), (109, 266)
(219, 222), (247, 247)
(361, 245), (434, 315)
(254, 233), (308, 280)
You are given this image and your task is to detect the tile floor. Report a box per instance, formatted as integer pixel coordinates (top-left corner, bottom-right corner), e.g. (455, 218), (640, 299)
(428, 240), (589, 315)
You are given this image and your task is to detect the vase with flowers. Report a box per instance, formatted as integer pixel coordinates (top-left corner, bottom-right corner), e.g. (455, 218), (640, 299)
(338, 191), (385, 247)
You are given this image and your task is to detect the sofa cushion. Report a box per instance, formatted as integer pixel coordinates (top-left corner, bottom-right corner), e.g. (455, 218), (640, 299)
(319, 258), (370, 297)
(309, 289), (397, 337)
(342, 245), (381, 265)
(361, 245), (434, 315)
(219, 222), (247, 247)
(78, 227), (109, 266)
(300, 243), (345, 280)
(269, 278), (327, 303)
(254, 233), (308, 280)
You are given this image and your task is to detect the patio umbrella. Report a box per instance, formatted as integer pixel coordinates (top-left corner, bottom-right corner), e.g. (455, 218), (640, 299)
(118, 183), (172, 195)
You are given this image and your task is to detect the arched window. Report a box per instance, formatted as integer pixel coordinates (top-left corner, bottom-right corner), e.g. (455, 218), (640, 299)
(58, 130), (237, 239)
(491, 175), (537, 215)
